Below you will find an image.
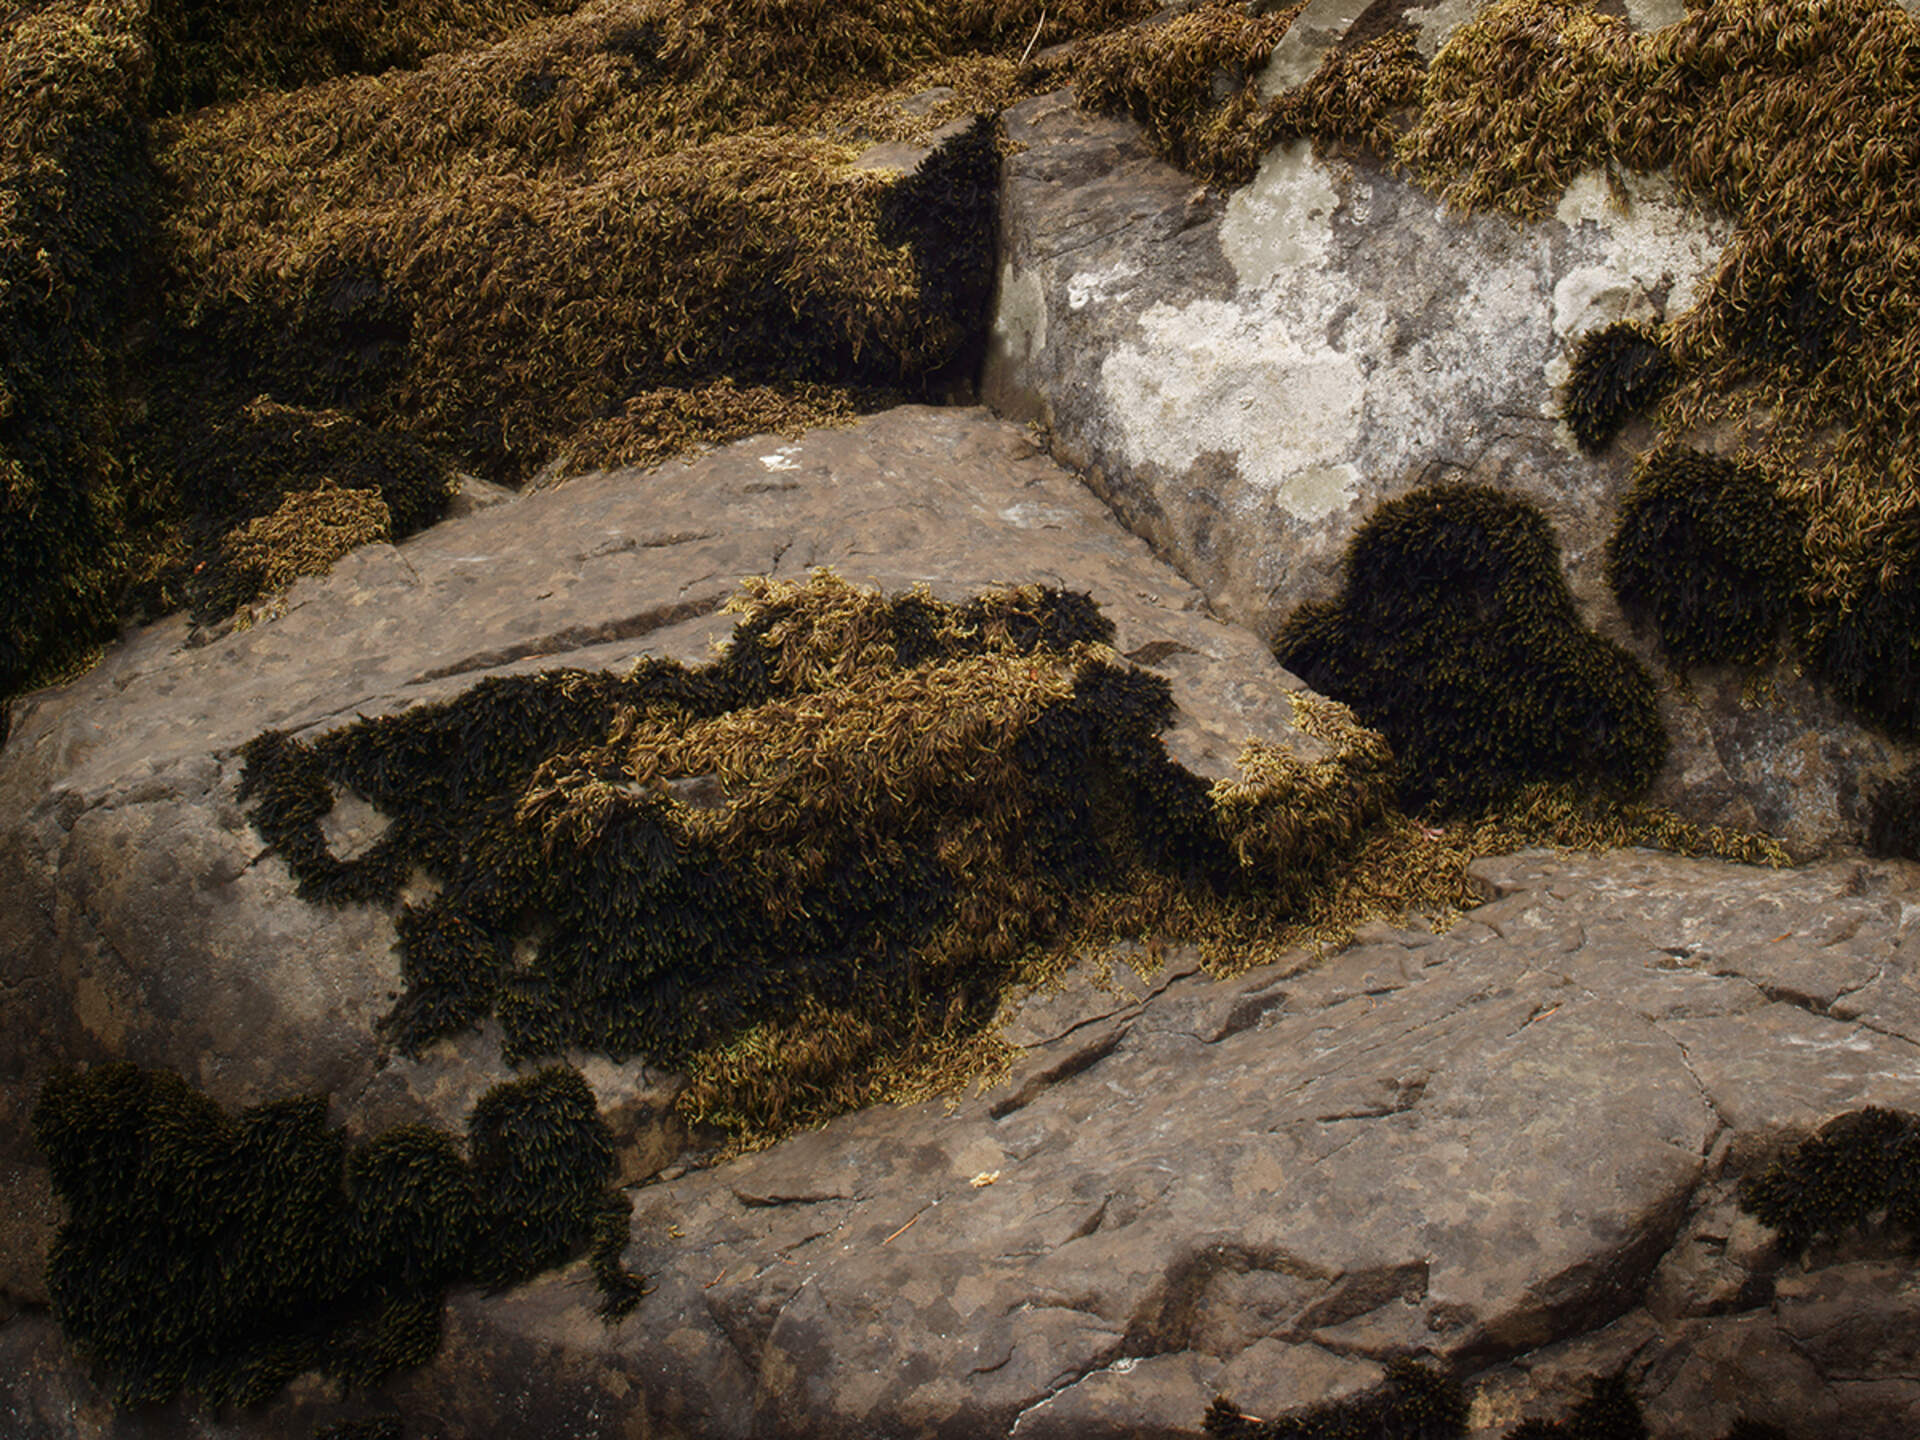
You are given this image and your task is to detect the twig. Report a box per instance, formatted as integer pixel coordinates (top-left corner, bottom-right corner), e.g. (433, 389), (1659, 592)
(1019, 9), (1048, 67)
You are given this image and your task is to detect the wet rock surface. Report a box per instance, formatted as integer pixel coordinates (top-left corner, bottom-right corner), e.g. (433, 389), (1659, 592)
(7, 847), (1920, 1436)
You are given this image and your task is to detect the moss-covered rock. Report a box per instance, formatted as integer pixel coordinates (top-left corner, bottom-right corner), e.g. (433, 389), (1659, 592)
(1605, 447), (1808, 673)
(31, 1061), (635, 1406)
(1276, 484), (1667, 816)
(0, 0), (166, 699)
(238, 571), (1396, 1139)
(1738, 1106), (1920, 1258)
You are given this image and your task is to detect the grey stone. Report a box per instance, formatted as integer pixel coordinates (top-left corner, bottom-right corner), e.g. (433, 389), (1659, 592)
(0, 404), (1335, 1313)
(8, 843), (1920, 1435)
(982, 83), (1909, 853)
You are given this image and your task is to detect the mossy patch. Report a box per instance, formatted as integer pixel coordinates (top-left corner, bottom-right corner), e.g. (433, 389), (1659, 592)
(1561, 320), (1677, 456)
(239, 572), (1401, 1141)
(145, 0), (580, 114)
(1276, 484), (1667, 816)
(1074, 2), (1423, 186)
(1205, 1357), (1467, 1438)
(1739, 1106), (1920, 1258)
(0, 0), (167, 699)
(1807, 522), (1920, 739)
(32, 1061), (639, 1407)
(1503, 1372), (1647, 1440)
(1605, 447), (1808, 673)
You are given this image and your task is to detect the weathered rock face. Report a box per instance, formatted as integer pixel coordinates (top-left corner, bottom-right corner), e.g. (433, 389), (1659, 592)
(0, 404), (1332, 1311)
(8, 845), (1920, 1437)
(982, 9), (1910, 852)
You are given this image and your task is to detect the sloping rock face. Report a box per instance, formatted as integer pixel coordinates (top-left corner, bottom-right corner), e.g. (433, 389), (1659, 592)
(8, 844), (1920, 1437)
(0, 404), (1329, 1310)
(982, 6), (1909, 853)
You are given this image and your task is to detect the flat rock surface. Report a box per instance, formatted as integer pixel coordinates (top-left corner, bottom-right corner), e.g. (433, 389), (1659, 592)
(8, 848), (1920, 1437)
(982, 80), (1906, 853)
(0, 404), (1329, 1305)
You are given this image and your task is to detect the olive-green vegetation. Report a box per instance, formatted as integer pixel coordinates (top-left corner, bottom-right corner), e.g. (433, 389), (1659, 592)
(1739, 1106), (1920, 1257)
(1605, 447), (1808, 673)
(1561, 319), (1677, 456)
(0, 0), (1162, 706)
(32, 1061), (639, 1407)
(1204, 1358), (1467, 1439)
(1075, 1), (1423, 185)
(1276, 484), (1667, 816)
(240, 572), (1402, 1141)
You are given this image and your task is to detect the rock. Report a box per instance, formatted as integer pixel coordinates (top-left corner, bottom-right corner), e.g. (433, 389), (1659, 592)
(982, 77), (1908, 852)
(0, 404), (1334, 1314)
(9, 842), (1920, 1436)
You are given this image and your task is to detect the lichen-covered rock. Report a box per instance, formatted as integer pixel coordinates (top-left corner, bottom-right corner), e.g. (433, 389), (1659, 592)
(983, 7), (1913, 853)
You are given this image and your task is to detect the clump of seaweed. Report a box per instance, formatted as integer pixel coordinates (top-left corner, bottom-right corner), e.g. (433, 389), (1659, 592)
(1865, 771), (1920, 862)
(1074, 3), (1424, 186)
(1605, 447), (1808, 673)
(0, 0), (168, 700)
(1276, 484), (1667, 816)
(1806, 522), (1920, 739)
(1204, 1357), (1467, 1438)
(1074, 1), (1301, 184)
(1503, 1371), (1646, 1439)
(1561, 320), (1677, 456)
(1739, 1106), (1920, 1257)
(240, 572), (1398, 1141)
(31, 1061), (639, 1406)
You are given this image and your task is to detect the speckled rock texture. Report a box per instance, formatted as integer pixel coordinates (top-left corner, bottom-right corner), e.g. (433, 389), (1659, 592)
(982, 1), (1910, 854)
(8, 847), (1920, 1437)
(0, 404), (1329, 1312)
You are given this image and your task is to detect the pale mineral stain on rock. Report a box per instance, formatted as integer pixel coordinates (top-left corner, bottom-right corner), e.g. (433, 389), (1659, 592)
(1100, 298), (1364, 523)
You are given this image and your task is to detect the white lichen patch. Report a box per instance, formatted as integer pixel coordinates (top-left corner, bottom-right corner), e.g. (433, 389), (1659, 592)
(1100, 298), (1364, 522)
(1550, 170), (1731, 340)
(1220, 139), (1341, 290)
(992, 262), (1048, 365)
(1066, 259), (1140, 312)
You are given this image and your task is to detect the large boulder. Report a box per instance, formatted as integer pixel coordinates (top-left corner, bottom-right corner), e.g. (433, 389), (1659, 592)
(7, 841), (1920, 1437)
(0, 404), (1338, 1313)
(982, 1), (1911, 853)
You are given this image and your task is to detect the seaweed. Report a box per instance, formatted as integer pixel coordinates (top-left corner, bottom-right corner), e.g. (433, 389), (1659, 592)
(1808, 523), (1920, 739)
(1204, 1357), (1467, 1439)
(1865, 771), (1920, 862)
(1276, 484), (1667, 816)
(1560, 320), (1677, 456)
(1738, 1106), (1920, 1257)
(1502, 1371), (1646, 1439)
(32, 1061), (637, 1407)
(241, 573), (1397, 1140)
(0, 0), (168, 698)
(1605, 447), (1808, 673)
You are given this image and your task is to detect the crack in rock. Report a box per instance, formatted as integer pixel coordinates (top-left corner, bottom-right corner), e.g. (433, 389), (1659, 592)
(989, 1024), (1129, 1120)
(409, 595), (725, 683)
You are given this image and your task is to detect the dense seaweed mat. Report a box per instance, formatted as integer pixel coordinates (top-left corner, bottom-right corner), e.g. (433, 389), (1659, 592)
(239, 574), (1396, 1132)
(32, 1062), (639, 1407)
(1277, 485), (1666, 816)
(0, 0), (1161, 707)
(1605, 447), (1808, 674)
